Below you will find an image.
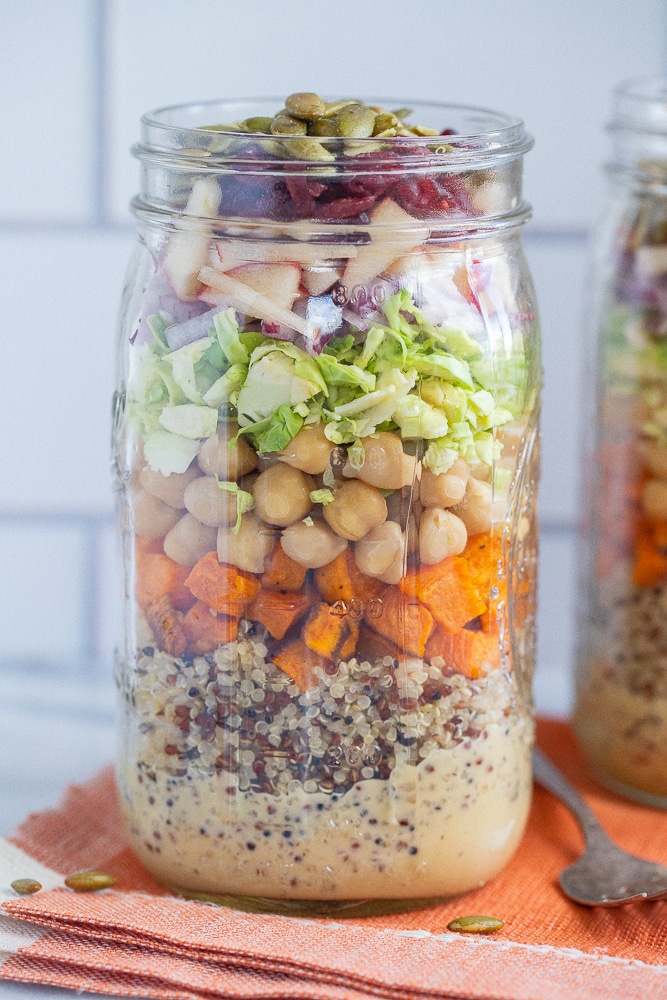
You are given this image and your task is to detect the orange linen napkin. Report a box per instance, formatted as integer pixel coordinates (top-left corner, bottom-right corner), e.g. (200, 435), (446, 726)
(2, 718), (667, 1000)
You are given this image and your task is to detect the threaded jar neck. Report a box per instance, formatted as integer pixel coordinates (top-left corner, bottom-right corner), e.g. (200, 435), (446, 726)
(608, 77), (667, 188)
(131, 97), (533, 236)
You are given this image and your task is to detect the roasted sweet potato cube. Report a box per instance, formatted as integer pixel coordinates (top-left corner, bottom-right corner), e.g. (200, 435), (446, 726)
(247, 589), (311, 640)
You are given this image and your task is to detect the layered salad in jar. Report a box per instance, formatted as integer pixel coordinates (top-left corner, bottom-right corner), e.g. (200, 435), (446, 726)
(575, 182), (667, 802)
(115, 94), (539, 907)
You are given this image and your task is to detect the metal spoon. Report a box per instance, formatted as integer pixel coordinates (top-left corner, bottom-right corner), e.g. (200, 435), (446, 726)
(532, 747), (667, 906)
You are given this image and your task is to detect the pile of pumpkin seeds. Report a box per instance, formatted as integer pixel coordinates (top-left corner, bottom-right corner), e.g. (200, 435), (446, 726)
(203, 92), (445, 161)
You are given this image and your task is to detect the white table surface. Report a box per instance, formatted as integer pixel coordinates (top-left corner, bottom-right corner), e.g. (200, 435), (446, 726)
(0, 672), (120, 1000)
(0, 664), (571, 1000)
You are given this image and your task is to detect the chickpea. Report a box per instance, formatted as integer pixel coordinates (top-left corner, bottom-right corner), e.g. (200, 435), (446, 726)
(252, 463), (315, 527)
(183, 476), (239, 528)
(133, 488), (181, 539)
(420, 458), (470, 509)
(139, 463), (200, 509)
(323, 480), (387, 541)
(163, 513), (217, 567)
(419, 508), (468, 564)
(217, 512), (275, 574)
(278, 422), (334, 474)
(642, 478), (667, 519)
(342, 431), (417, 490)
(468, 461), (492, 483)
(355, 521), (405, 584)
(281, 519), (348, 569)
(197, 422), (258, 480)
(455, 477), (506, 536)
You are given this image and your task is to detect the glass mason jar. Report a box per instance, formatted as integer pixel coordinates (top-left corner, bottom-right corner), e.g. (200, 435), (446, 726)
(575, 79), (667, 807)
(112, 97), (541, 914)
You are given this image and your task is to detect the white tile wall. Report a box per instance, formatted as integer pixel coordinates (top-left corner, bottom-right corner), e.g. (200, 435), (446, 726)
(0, 232), (132, 512)
(1, 0), (666, 718)
(525, 234), (589, 526)
(0, 521), (90, 667)
(0, 1), (97, 222)
(105, 0), (666, 230)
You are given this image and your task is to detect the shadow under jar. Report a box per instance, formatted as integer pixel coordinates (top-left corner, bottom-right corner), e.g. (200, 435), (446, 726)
(112, 96), (541, 915)
(575, 79), (667, 808)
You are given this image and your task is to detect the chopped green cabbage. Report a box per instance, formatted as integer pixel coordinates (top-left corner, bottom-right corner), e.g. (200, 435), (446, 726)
(134, 288), (527, 474)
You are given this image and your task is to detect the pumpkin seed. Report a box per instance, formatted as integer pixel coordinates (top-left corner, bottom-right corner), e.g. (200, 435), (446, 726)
(64, 871), (117, 892)
(411, 124), (440, 137)
(309, 116), (339, 137)
(285, 92), (326, 121)
(321, 99), (360, 118)
(242, 116), (274, 133)
(373, 112), (399, 136)
(337, 104), (377, 139)
(392, 107), (414, 121)
(11, 878), (42, 895)
(201, 123), (244, 133)
(270, 114), (308, 136)
(447, 915), (505, 934)
(285, 137), (335, 162)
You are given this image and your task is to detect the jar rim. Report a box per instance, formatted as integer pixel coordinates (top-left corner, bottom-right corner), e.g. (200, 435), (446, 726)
(135, 96), (532, 169)
(609, 77), (667, 137)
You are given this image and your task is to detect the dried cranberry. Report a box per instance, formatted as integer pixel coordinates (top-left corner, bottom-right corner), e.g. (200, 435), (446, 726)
(313, 194), (378, 220)
(284, 175), (317, 214)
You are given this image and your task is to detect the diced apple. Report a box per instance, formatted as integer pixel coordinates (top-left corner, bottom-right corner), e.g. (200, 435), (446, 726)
(226, 262), (301, 312)
(301, 264), (342, 295)
(164, 177), (222, 301)
(342, 198), (430, 287)
(341, 245), (403, 288)
(368, 197), (431, 239)
(209, 238), (358, 266)
(198, 266), (308, 336)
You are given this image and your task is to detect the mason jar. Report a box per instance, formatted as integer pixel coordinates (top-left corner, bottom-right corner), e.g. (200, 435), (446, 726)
(574, 79), (667, 807)
(112, 96), (541, 914)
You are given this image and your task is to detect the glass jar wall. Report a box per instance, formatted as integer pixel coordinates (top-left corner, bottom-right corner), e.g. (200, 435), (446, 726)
(112, 97), (541, 913)
(575, 79), (667, 807)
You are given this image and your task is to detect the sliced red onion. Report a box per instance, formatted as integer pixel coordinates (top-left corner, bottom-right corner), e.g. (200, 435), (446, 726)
(260, 320), (295, 342)
(342, 307), (371, 331)
(164, 308), (221, 350)
(133, 255), (210, 345)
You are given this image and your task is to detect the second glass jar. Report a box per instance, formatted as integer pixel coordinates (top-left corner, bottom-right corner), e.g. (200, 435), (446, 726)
(113, 97), (541, 912)
(575, 79), (667, 806)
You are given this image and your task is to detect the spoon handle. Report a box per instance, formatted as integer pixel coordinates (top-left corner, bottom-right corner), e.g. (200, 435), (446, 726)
(532, 747), (612, 848)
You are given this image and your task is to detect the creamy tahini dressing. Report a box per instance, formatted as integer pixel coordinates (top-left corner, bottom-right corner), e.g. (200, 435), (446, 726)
(575, 679), (667, 799)
(117, 722), (531, 900)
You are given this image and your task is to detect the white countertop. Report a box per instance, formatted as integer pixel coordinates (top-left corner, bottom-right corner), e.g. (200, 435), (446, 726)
(0, 672), (119, 999)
